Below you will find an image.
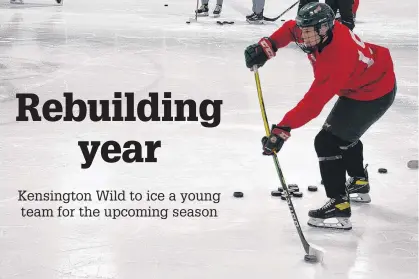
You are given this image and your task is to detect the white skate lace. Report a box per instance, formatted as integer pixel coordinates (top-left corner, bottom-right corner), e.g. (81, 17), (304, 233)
(320, 198), (335, 210)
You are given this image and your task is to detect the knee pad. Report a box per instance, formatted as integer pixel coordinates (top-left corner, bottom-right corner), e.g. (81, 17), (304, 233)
(315, 129), (361, 159)
(314, 129), (341, 158)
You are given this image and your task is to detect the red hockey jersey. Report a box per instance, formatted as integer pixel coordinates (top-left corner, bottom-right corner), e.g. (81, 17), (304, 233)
(269, 20), (396, 129)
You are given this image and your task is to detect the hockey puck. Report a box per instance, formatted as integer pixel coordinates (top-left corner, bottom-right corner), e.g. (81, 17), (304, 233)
(164, 4), (168, 6)
(292, 191), (303, 198)
(271, 190), (282, 197)
(186, 21), (191, 24)
(281, 19), (285, 21)
(407, 160), (418, 169)
(308, 185), (318, 192)
(288, 187), (298, 193)
(233, 191), (243, 198)
(216, 21), (234, 25)
(304, 254), (318, 263)
(378, 168), (388, 174)
(289, 185), (299, 192)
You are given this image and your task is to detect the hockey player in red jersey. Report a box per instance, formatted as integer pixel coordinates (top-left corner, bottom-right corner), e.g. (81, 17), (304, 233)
(353, 0), (359, 19)
(244, 2), (396, 230)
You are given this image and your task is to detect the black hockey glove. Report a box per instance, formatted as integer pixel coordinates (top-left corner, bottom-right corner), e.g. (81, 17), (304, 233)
(244, 37), (278, 69)
(261, 125), (291, 155)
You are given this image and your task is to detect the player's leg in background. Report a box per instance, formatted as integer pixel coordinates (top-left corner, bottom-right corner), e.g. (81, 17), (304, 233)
(352, 0), (359, 21)
(335, 0), (355, 30)
(196, 0), (210, 16)
(298, 0), (319, 11)
(246, 0), (265, 24)
(323, 83), (397, 203)
(213, 0), (223, 17)
(325, 0), (338, 16)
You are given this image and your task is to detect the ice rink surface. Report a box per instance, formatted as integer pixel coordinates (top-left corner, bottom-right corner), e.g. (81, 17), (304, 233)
(0, 0), (417, 278)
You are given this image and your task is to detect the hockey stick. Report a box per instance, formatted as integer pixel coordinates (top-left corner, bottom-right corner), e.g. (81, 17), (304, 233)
(252, 65), (324, 263)
(186, 0), (200, 23)
(263, 0), (299, 22)
(195, 0), (199, 21)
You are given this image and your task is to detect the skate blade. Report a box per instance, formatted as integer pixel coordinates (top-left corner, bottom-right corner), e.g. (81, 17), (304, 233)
(349, 193), (371, 203)
(196, 12), (209, 17)
(308, 217), (352, 230)
(246, 19), (264, 25)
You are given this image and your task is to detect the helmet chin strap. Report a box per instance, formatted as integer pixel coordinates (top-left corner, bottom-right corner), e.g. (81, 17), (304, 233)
(317, 29), (333, 53)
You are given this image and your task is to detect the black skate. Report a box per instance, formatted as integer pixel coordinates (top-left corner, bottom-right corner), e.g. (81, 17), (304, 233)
(308, 195), (352, 230)
(196, 4), (209, 17)
(346, 165), (370, 203)
(246, 11), (264, 24)
(246, 12), (256, 19)
(213, 4), (222, 17)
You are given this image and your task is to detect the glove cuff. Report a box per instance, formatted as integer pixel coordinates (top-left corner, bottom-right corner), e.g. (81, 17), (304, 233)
(258, 37), (277, 59)
(267, 37), (278, 52)
(271, 125), (291, 140)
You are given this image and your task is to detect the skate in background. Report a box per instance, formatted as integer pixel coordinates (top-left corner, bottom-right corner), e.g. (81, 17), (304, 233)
(195, 0), (223, 18)
(246, 0), (265, 24)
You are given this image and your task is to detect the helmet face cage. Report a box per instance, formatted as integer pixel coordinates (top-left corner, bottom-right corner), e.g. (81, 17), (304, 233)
(292, 20), (334, 54)
(293, 3), (335, 54)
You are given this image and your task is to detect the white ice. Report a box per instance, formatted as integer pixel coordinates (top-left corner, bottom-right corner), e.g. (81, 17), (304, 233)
(0, 0), (417, 278)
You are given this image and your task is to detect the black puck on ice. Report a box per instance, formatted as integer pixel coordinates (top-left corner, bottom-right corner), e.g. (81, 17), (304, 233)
(233, 191), (243, 198)
(292, 191), (303, 198)
(407, 160), (418, 169)
(308, 185), (318, 192)
(378, 168), (388, 173)
(289, 185), (299, 192)
(304, 254), (318, 263)
(186, 21), (191, 24)
(271, 190), (282, 197)
(164, 4), (168, 6)
(281, 19), (285, 21)
(288, 187), (298, 193)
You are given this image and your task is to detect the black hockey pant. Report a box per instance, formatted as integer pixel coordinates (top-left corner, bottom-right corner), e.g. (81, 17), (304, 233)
(315, 83), (397, 198)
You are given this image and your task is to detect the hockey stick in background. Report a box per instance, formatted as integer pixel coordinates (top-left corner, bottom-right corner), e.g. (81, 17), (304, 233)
(195, 0), (199, 21)
(251, 65), (324, 263)
(263, 0), (299, 22)
(186, 0), (200, 23)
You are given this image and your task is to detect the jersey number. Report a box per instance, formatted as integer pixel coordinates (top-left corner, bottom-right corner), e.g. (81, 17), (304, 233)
(349, 29), (374, 68)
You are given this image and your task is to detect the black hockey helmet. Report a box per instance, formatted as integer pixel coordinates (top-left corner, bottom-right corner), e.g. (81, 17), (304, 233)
(294, 2), (335, 53)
